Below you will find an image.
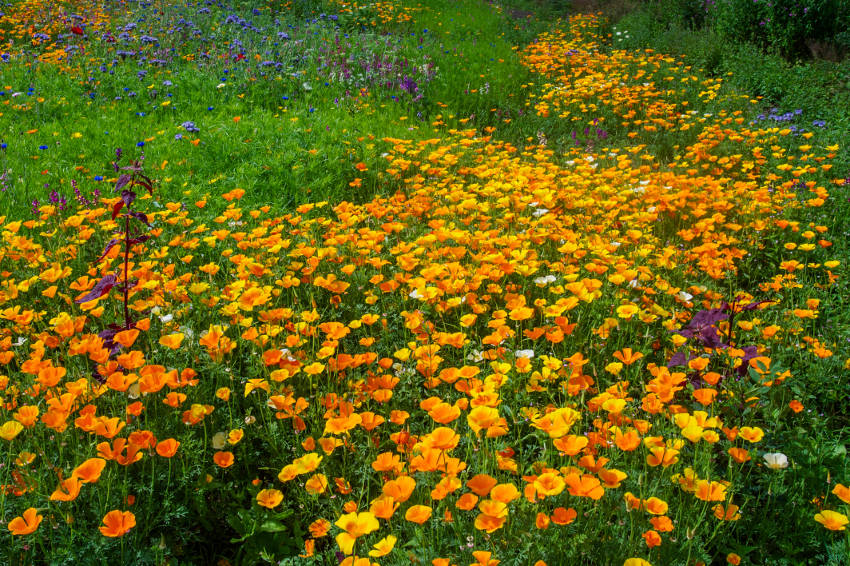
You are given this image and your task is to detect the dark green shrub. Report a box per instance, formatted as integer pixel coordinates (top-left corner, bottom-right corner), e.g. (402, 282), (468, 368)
(708, 0), (850, 59)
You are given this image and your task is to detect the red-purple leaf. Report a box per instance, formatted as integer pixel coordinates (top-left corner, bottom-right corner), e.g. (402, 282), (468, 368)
(75, 274), (117, 303)
(121, 189), (136, 207)
(115, 174), (132, 191)
(135, 176), (154, 195)
(127, 235), (151, 245)
(112, 200), (124, 220)
(128, 212), (151, 227)
(97, 238), (121, 262)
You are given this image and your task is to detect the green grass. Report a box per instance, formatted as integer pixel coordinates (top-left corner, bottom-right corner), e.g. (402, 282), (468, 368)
(0, 0), (545, 218)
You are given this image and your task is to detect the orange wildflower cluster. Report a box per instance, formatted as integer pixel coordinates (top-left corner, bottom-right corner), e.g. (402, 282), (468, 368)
(0, 11), (844, 566)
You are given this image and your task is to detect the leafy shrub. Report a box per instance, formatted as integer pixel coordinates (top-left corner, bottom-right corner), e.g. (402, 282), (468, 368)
(708, 0), (850, 59)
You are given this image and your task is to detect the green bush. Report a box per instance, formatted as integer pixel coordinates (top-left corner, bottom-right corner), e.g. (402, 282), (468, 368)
(708, 0), (850, 59)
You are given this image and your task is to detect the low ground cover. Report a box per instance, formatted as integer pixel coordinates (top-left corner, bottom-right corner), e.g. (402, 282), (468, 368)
(0, 1), (848, 565)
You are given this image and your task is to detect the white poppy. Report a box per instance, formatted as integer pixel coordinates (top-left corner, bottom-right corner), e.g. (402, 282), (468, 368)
(763, 452), (789, 469)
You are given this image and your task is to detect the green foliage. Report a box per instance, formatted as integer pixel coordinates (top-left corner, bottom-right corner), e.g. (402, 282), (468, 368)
(708, 0), (849, 60)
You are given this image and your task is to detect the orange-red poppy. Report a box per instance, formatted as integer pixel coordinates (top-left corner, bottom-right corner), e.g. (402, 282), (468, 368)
(213, 451), (234, 468)
(405, 505), (432, 524)
(155, 438), (180, 458)
(8, 508), (43, 535)
(99, 510), (136, 537)
(72, 458), (107, 483)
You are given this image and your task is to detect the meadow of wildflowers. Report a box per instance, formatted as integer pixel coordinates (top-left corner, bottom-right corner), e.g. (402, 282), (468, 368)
(1, 0), (849, 565)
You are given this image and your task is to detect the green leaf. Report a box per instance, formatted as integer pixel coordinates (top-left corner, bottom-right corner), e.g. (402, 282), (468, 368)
(259, 521), (289, 533)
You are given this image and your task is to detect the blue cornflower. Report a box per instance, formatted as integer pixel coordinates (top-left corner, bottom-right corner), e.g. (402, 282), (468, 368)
(39, 145), (48, 150)
(136, 141), (145, 147)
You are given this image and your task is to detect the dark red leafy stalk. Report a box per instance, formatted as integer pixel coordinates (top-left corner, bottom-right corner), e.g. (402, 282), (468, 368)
(123, 211), (131, 329)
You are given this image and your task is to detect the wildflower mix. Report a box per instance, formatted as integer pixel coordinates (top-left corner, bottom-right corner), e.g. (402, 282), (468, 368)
(0, 2), (848, 565)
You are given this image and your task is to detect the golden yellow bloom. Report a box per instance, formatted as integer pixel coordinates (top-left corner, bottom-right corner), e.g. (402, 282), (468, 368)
(256, 489), (284, 509)
(814, 510), (849, 531)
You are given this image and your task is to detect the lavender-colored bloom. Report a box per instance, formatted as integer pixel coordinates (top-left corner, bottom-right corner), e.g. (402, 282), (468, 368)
(181, 121), (199, 133)
(399, 75), (418, 94)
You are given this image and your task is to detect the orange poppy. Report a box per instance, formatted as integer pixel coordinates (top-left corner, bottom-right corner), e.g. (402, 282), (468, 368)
(113, 329), (139, 348)
(728, 447), (751, 463)
(695, 480), (727, 502)
(614, 429), (640, 452)
(155, 438), (180, 458)
(72, 458), (107, 483)
(489, 483), (519, 504)
(371, 451), (402, 473)
(642, 529), (662, 548)
(455, 492), (479, 511)
(13, 405), (39, 427)
(8, 508), (43, 535)
(99, 510), (136, 537)
(814, 510), (848, 531)
(552, 434), (588, 456)
(383, 475), (416, 502)
(370, 495), (399, 519)
(305, 474), (328, 494)
(308, 518), (330, 538)
(534, 472), (566, 497)
(650, 516), (674, 532)
(738, 426), (764, 443)
(256, 488), (284, 509)
(213, 451), (234, 468)
(50, 476), (82, 501)
(551, 507), (577, 525)
(613, 348), (644, 365)
(713, 504), (742, 521)
(428, 402), (461, 424)
(564, 473), (605, 500)
(158, 333), (184, 350)
(833, 484), (850, 504)
(466, 474), (497, 497)
(423, 427), (460, 451)
(405, 505), (432, 524)
(643, 497), (668, 515)
(473, 511), (507, 533)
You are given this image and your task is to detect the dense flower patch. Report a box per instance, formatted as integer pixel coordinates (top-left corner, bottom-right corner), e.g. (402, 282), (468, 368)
(1, 3), (848, 566)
